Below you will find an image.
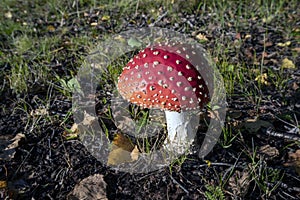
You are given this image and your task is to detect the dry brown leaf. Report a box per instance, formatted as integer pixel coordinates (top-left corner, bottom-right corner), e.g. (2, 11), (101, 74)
(82, 111), (96, 126)
(130, 145), (139, 161)
(281, 58), (296, 69)
(264, 41), (273, 47)
(0, 133), (25, 161)
(6, 133), (25, 150)
(284, 149), (300, 176)
(30, 108), (48, 116)
(292, 82), (299, 91)
(235, 33), (241, 40)
(107, 133), (137, 166)
(47, 25), (55, 32)
(0, 181), (7, 189)
(228, 170), (250, 198)
(107, 144), (133, 166)
(67, 174), (107, 200)
(292, 47), (300, 53)
(112, 133), (135, 152)
(258, 145), (279, 160)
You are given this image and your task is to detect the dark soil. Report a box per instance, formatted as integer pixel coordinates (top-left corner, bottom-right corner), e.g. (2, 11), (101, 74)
(1, 1), (300, 199)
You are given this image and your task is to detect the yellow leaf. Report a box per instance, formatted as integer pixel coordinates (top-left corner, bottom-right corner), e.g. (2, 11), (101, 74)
(245, 34), (251, 39)
(196, 33), (208, 42)
(47, 25), (55, 32)
(255, 73), (269, 85)
(262, 15), (274, 23)
(205, 160), (211, 167)
(90, 22), (98, 26)
(281, 58), (296, 69)
(114, 35), (126, 43)
(101, 15), (110, 21)
(277, 41), (291, 47)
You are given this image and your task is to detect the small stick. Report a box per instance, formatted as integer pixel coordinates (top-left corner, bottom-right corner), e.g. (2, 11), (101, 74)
(169, 175), (189, 194)
(265, 127), (300, 142)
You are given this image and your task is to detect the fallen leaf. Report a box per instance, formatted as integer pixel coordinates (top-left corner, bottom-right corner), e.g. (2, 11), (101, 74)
(90, 22), (98, 26)
(107, 144), (133, 166)
(264, 41), (273, 47)
(82, 111), (96, 126)
(235, 33), (241, 40)
(277, 41), (291, 47)
(101, 15), (110, 21)
(245, 34), (251, 39)
(228, 170), (250, 198)
(292, 47), (300, 53)
(205, 160), (211, 167)
(30, 108), (48, 116)
(262, 15), (274, 23)
(284, 149), (300, 176)
(114, 35), (126, 43)
(107, 133), (137, 166)
(0, 181), (7, 189)
(130, 145), (139, 161)
(4, 11), (12, 19)
(70, 123), (78, 132)
(63, 123), (79, 140)
(67, 174), (107, 200)
(47, 25), (55, 32)
(258, 145), (279, 160)
(6, 133), (25, 150)
(281, 58), (296, 69)
(196, 33), (209, 42)
(112, 133), (135, 152)
(0, 133), (25, 161)
(292, 82), (299, 90)
(255, 73), (269, 85)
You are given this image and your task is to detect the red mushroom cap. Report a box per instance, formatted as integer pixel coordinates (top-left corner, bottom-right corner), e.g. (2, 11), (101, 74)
(117, 42), (209, 112)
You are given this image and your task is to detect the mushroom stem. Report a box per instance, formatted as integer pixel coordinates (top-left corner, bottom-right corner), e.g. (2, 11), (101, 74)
(164, 110), (195, 153)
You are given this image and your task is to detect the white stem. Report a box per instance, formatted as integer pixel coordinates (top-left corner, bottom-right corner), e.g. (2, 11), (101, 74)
(164, 111), (196, 154)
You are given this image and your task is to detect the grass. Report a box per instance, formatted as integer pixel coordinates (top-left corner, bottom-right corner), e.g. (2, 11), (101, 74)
(0, 0), (299, 198)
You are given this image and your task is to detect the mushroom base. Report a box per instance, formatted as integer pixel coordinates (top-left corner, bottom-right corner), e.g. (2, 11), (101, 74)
(164, 110), (197, 154)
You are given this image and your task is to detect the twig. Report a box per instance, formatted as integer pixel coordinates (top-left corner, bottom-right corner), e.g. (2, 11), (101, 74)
(169, 175), (189, 194)
(12, 147), (34, 179)
(265, 127), (300, 142)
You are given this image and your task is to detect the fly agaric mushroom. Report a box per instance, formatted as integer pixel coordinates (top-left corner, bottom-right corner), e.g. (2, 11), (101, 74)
(117, 42), (209, 152)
